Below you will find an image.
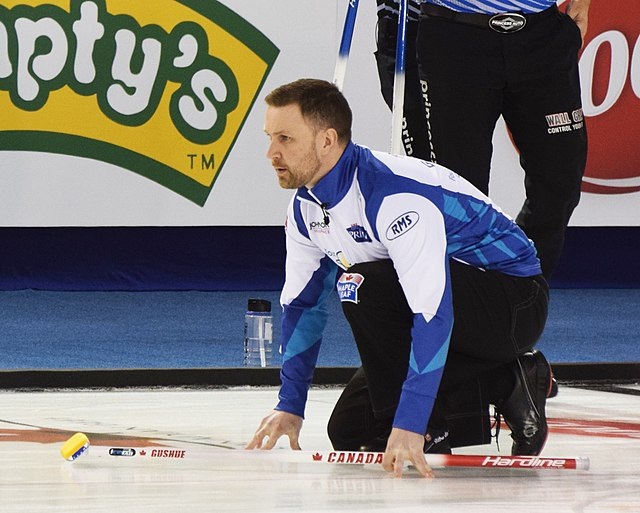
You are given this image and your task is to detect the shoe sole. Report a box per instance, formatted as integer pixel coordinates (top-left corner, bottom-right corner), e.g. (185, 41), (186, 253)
(515, 351), (550, 453)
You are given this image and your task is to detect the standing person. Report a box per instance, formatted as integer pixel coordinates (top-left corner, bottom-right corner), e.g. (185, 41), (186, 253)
(375, 0), (590, 280)
(246, 78), (552, 478)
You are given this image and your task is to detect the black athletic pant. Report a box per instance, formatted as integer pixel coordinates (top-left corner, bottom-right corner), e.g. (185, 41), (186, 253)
(327, 259), (548, 450)
(376, 6), (587, 278)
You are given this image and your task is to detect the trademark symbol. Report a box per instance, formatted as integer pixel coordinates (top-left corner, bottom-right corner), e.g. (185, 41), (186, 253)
(187, 153), (215, 170)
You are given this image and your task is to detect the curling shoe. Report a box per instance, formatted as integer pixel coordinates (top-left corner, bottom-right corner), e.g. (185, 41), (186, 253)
(498, 350), (551, 456)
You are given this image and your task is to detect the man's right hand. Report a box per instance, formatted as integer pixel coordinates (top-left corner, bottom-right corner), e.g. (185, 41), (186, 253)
(245, 410), (303, 450)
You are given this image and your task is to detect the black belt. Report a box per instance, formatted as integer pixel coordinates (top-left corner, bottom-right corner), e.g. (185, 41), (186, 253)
(420, 3), (558, 34)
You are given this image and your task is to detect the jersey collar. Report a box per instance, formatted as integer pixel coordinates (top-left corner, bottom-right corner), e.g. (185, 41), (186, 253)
(297, 141), (359, 208)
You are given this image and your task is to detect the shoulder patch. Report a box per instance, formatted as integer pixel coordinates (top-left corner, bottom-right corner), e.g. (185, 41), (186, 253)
(386, 211), (420, 240)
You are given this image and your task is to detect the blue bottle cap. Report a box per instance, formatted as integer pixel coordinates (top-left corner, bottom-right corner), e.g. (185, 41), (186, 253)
(247, 298), (271, 313)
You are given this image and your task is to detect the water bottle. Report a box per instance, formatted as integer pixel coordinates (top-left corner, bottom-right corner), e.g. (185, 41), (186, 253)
(244, 299), (274, 367)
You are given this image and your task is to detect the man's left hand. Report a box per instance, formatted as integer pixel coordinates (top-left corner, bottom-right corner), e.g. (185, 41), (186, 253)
(381, 427), (434, 478)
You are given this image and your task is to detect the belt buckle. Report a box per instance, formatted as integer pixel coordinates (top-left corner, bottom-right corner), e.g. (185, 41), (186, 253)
(488, 13), (526, 33)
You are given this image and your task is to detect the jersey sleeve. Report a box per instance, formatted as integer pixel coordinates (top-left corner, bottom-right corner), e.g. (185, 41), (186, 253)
(276, 203), (339, 418)
(375, 192), (453, 435)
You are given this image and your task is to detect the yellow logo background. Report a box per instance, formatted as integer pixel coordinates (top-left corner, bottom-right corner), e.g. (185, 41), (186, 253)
(0, 0), (279, 205)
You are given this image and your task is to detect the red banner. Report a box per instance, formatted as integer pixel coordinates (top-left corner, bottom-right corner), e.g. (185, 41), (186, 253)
(578, 0), (640, 194)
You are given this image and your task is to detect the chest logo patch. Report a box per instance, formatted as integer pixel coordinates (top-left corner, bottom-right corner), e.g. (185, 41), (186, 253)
(386, 211), (419, 240)
(346, 224), (372, 243)
(309, 221), (330, 234)
(336, 273), (365, 304)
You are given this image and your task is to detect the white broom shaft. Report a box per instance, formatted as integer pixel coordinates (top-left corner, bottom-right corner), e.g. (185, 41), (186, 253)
(74, 445), (589, 470)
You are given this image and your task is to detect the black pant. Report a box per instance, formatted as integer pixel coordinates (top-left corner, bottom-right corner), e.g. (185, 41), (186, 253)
(327, 259), (548, 450)
(376, 7), (587, 278)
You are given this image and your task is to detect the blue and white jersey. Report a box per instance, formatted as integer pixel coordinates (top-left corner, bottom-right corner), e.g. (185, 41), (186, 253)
(377, 0), (422, 21)
(422, 0), (557, 15)
(276, 142), (541, 435)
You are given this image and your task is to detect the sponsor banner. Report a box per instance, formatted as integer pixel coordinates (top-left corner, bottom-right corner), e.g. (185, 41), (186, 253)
(0, 0), (278, 206)
(0, 1), (637, 226)
(575, 0), (640, 194)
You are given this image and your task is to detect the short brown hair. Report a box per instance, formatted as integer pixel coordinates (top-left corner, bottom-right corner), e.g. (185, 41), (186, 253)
(265, 78), (352, 143)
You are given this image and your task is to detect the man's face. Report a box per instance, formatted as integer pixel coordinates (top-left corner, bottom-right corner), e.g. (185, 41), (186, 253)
(265, 104), (323, 189)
